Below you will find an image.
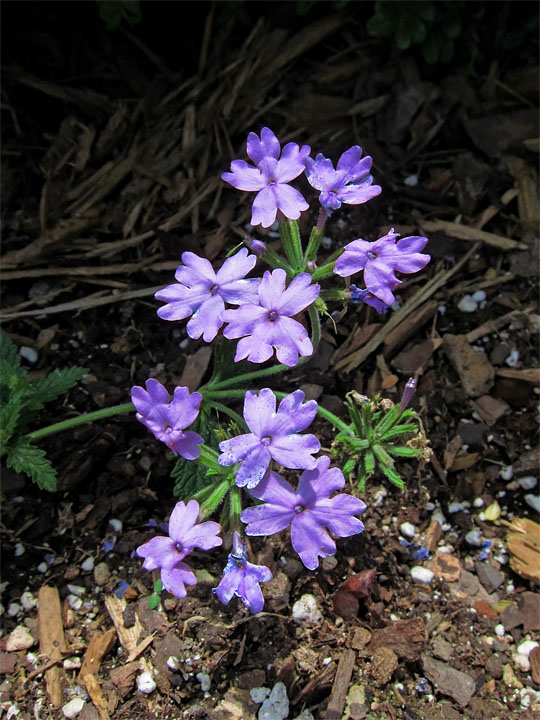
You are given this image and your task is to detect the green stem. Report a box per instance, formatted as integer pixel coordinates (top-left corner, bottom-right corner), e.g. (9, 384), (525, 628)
(304, 225), (324, 264)
(279, 220), (303, 271)
(260, 245), (294, 275)
(25, 402), (133, 441)
(203, 398), (247, 430)
(229, 485), (242, 530)
(197, 444), (222, 471)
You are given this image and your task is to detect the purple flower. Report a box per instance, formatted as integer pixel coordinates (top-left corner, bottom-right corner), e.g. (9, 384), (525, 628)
(221, 127), (310, 228)
(218, 388), (320, 489)
(349, 284), (391, 314)
(305, 146), (381, 214)
(154, 249), (260, 342)
(213, 531), (272, 614)
(398, 377), (417, 413)
(131, 379), (203, 459)
(222, 268), (320, 367)
(334, 230), (430, 305)
(241, 456), (367, 570)
(136, 499), (222, 598)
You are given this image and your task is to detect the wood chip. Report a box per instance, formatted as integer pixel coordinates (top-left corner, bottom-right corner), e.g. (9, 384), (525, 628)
(504, 517), (540, 583)
(78, 628), (116, 683)
(496, 368), (540, 384)
(325, 649), (356, 720)
(442, 334), (495, 397)
(82, 673), (110, 720)
(420, 219), (528, 251)
(368, 618), (427, 662)
(38, 586), (67, 708)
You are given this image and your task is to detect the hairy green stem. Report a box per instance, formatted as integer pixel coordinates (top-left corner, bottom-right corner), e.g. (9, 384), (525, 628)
(203, 398), (247, 430)
(25, 402), (133, 441)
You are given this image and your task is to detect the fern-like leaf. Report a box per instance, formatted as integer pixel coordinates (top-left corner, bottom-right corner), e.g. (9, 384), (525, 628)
(25, 366), (88, 411)
(5, 438), (57, 491)
(0, 393), (23, 452)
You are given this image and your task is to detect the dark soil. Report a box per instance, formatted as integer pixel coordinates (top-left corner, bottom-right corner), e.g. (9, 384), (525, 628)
(1, 3), (539, 719)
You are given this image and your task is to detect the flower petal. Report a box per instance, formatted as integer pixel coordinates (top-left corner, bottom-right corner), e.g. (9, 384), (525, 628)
(170, 430), (203, 460)
(222, 160), (265, 191)
(291, 514), (336, 570)
(136, 536), (177, 569)
(243, 388), (276, 437)
(241, 503), (295, 535)
(182, 520), (222, 550)
(251, 186), (278, 228)
(234, 444), (272, 489)
(276, 273), (320, 316)
(272, 184), (309, 221)
(160, 562), (197, 598)
(168, 500), (199, 544)
(247, 127), (281, 165)
(218, 433), (261, 466)
(270, 433), (320, 469)
(186, 294), (225, 342)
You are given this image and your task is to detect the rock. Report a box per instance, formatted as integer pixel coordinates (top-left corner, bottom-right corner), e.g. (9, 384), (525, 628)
(62, 698), (85, 718)
(472, 395), (510, 426)
(524, 494), (540, 512)
(93, 562), (110, 586)
(517, 640), (539, 657)
(399, 522), (416, 539)
(0, 652), (18, 674)
(366, 646), (398, 685)
(475, 562), (504, 592)
(411, 566), (434, 584)
(197, 672), (211, 691)
(136, 670), (156, 694)
(6, 625), (35, 651)
(500, 591), (540, 632)
(263, 573), (290, 613)
(429, 552), (461, 583)
(486, 653), (504, 679)
(502, 663), (523, 689)
(432, 635), (454, 662)
(292, 595), (322, 626)
(442, 334), (495, 397)
(422, 654), (476, 706)
(214, 687), (258, 720)
(250, 687), (270, 704)
(369, 618), (427, 662)
(518, 476), (538, 490)
(258, 682), (289, 720)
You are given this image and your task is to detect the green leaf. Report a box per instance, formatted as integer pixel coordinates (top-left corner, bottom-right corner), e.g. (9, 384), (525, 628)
(379, 463), (405, 489)
(366, 11), (395, 38)
(380, 423), (419, 441)
(148, 593), (160, 610)
(6, 438), (57, 491)
(25, 366), (88, 411)
(386, 446), (422, 458)
(0, 394), (23, 451)
(0, 330), (21, 369)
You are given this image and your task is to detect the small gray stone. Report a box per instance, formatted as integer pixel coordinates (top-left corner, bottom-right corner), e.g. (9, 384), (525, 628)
(432, 635), (454, 662)
(475, 562), (504, 592)
(93, 562), (110, 586)
(422, 654), (475, 707)
(486, 653), (504, 679)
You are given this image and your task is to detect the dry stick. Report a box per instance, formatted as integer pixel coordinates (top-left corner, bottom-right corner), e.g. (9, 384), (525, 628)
(325, 649), (357, 720)
(335, 243), (481, 372)
(38, 586), (67, 708)
(0, 258), (173, 280)
(419, 219), (528, 251)
(0, 285), (163, 322)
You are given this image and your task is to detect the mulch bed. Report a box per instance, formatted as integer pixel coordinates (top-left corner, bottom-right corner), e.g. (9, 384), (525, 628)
(1, 3), (539, 719)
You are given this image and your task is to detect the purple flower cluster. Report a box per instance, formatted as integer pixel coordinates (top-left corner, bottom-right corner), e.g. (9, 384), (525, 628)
(131, 379), (203, 459)
(335, 230), (430, 305)
(136, 500), (222, 598)
(155, 248), (260, 342)
(218, 388), (320, 489)
(242, 456), (367, 570)
(222, 269), (320, 367)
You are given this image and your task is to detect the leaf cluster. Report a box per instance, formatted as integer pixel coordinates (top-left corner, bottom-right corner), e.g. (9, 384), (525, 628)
(333, 391), (426, 492)
(0, 331), (87, 491)
(367, 0), (461, 64)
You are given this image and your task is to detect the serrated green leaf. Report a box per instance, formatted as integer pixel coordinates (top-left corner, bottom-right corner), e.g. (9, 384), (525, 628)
(6, 439), (57, 491)
(172, 404), (216, 499)
(25, 366), (88, 411)
(0, 330), (21, 369)
(0, 394), (23, 451)
(386, 445), (422, 458)
(380, 423), (419, 441)
(379, 463), (405, 489)
(364, 448), (375, 476)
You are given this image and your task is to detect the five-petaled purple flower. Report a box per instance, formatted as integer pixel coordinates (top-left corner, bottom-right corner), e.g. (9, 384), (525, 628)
(213, 531), (272, 614)
(154, 249), (260, 342)
(218, 388), (320, 489)
(136, 500), (222, 598)
(222, 127), (310, 228)
(241, 456), (367, 570)
(131, 379), (203, 459)
(334, 230), (430, 305)
(305, 146), (381, 214)
(222, 268), (320, 367)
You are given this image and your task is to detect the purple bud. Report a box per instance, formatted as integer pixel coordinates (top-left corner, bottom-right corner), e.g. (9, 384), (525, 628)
(398, 378), (417, 413)
(248, 238), (266, 256)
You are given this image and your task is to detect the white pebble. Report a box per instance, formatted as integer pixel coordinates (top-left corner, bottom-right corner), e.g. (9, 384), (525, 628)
(81, 557), (94, 572)
(258, 682), (289, 720)
(62, 698), (84, 718)
(322, 657), (332, 666)
(431, 510), (446, 526)
(14, 543), (25, 557)
(167, 656), (180, 670)
(404, 174), (418, 187)
(321, 236), (333, 249)
(438, 305), (447, 315)
(473, 498), (484, 508)
(500, 465), (514, 480)
(294, 711), (315, 720)
(292, 594), (323, 626)
(505, 349), (520, 367)
(495, 624), (505, 637)
(67, 584), (85, 597)
(250, 687), (270, 704)
(6, 625), (35, 651)
(465, 528), (484, 547)
(20, 591), (37, 610)
(472, 290), (486, 303)
(519, 476), (538, 490)
(373, 487), (387, 506)
(448, 500), (471, 513)
(520, 688), (540, 711)
(136, 671), (156, 694)
(524, 495), (540, 513)
(400, 522), (416, 539)
(196, 672), (211, 692)
(506, 582), (515, 593)
(410, 567), (434, 584)
(63, 657), (82, 670)
(37, 562), (48, 573)
(20, 346), (38, 363)
(513, 652), (531, 672)
(109, 518), (123, 532)
(8, 603), (22, 617)
(517, 640), (539, 657)
(67, 595), (83, 611)
(457, 295), (478, 313)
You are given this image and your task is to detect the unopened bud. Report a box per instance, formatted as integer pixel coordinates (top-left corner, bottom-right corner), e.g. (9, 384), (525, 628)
(398, 378), (417, 413)
(248, 238), (266, 256)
